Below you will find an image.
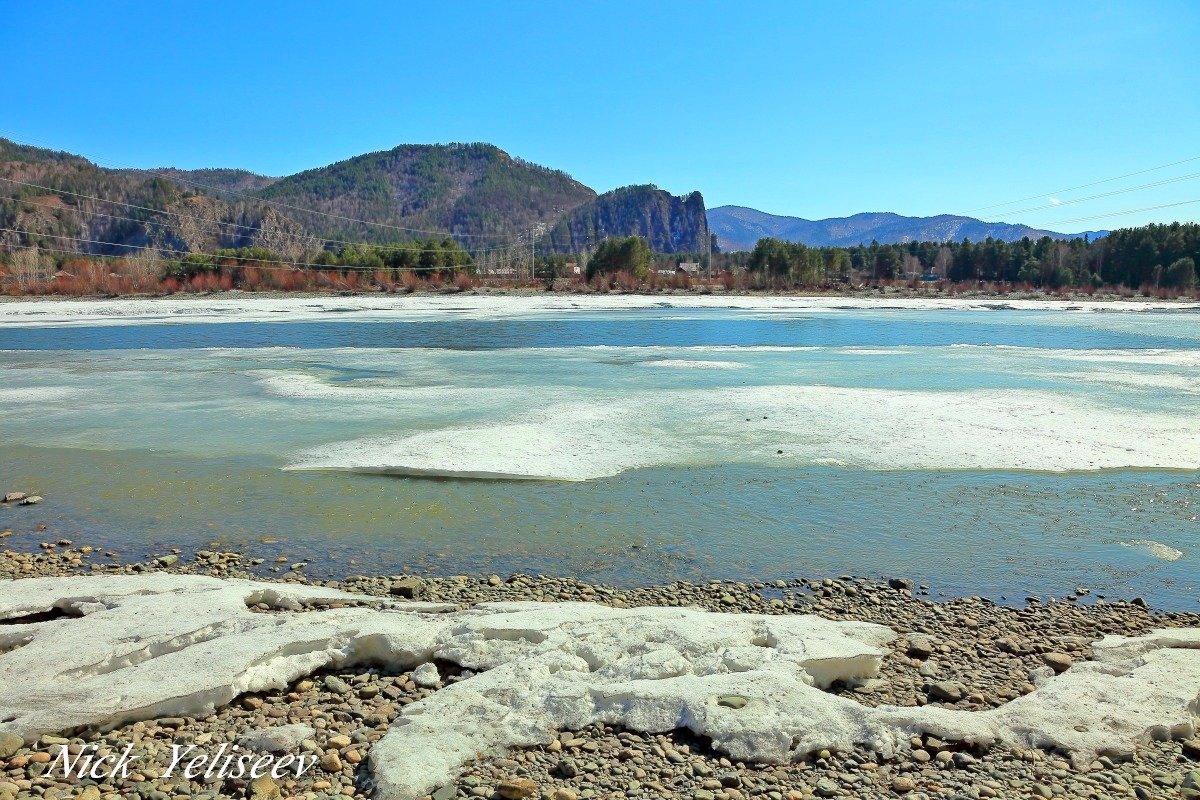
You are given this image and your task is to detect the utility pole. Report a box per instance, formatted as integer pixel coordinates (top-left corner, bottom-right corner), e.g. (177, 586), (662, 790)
(706, 221), (712, 280)
(531, 223), (547, 284)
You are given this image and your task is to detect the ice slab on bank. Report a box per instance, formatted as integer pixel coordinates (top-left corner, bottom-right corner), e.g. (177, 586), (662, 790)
(3, 575), (1200, 800)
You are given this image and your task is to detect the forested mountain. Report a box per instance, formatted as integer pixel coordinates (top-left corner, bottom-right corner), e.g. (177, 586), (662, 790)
(708, 206), (1104, 251)
(1, 138), (621, 256)
(543, 185), (709, 254)
(0, 138), (307, 257)
(255, 143), (596, 243)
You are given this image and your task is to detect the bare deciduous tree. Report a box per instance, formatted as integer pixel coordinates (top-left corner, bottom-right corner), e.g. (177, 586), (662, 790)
(934, 246), (953, 278)
(10, 247), (52, 290)
(125, 249), (163, 288)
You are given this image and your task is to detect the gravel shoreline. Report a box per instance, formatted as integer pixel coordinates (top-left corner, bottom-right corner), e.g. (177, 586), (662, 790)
(2, 547), (1200, 800)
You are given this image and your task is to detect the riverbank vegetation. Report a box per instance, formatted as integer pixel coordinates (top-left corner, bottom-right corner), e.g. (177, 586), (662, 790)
(2, 223), (1198, 298)
(0, 239), (478, 295)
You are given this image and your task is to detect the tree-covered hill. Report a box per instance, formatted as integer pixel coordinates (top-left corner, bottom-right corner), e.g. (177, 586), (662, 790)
(0, 138), (305, 257)
(0, 138), (713, 260)
(254, 143), (596, 244)
(0, 139), (603, 257)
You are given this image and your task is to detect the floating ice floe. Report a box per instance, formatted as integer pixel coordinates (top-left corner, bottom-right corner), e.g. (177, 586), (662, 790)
(286, 385), (1200, 481)
(639, 359), (747, 369)
(1121, 539), (1185, 561)
(0, 386), (79, 403)
(2, 575), (1200, 800)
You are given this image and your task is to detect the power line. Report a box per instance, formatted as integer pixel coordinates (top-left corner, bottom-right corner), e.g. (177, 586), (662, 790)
(1037, 199), (1200, 227)
(0, 182), (518, 254)
(983, 171), (1200, 221)
(964, 154), (1200, 214)
(0, 227), (475, 272)
(1, 239), (426, 274)
(0, 132), (526, 243)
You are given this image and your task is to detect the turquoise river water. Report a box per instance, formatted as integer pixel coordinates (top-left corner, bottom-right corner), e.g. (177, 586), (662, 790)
(0, 296), (1197, 607)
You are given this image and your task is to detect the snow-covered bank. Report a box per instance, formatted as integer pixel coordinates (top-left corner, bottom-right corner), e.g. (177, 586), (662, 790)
(2, 574), (1200, 800)
(0, 293), (1196, 328)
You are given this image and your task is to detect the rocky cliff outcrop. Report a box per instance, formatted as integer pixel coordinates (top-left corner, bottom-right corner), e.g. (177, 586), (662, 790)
(544, 185), (709, 254)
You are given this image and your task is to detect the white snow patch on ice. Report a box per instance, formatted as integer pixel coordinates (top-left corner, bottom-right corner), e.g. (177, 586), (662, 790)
(640, 359), (747, 370)
(1045, 348), (1200, 368)
(287, 385), (1200, 481)
(837, 348), (910, 356)
(0, 386), (78, 403)
(254, 371), (515, 406)
(1051, 370), (1200, 393)
(287, 403), (669, 481)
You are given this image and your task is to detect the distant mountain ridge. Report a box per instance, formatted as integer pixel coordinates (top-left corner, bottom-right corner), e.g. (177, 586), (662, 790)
(708, 206), (1106, 251)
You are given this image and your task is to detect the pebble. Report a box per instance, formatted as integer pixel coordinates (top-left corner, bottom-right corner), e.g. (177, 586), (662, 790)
(497, 777), (539, 798)
(906, 634), (935, 660)
(814, 777), (840, 797)
(0, 733), (23, 760)
(248, 775), (281, 799)
(927, 680), (967, 702)
(239, 722), (315, 752)
(324, 675), (353, 695)
(1042, 652), (1074, 673)
(390, 576), (427, 598)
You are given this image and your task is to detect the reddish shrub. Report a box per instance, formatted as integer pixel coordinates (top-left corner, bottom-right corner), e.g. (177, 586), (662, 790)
(241, 267), (264, 290)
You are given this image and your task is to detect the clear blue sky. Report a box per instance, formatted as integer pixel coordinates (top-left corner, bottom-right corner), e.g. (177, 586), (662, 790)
(3, 1), (1198, 231)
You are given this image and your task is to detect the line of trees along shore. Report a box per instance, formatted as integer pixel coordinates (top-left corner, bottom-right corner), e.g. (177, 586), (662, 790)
(722, 223), (1199, 290)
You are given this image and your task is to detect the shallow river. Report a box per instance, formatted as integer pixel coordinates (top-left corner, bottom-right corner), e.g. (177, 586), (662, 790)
(1, 295), (1198, 607)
